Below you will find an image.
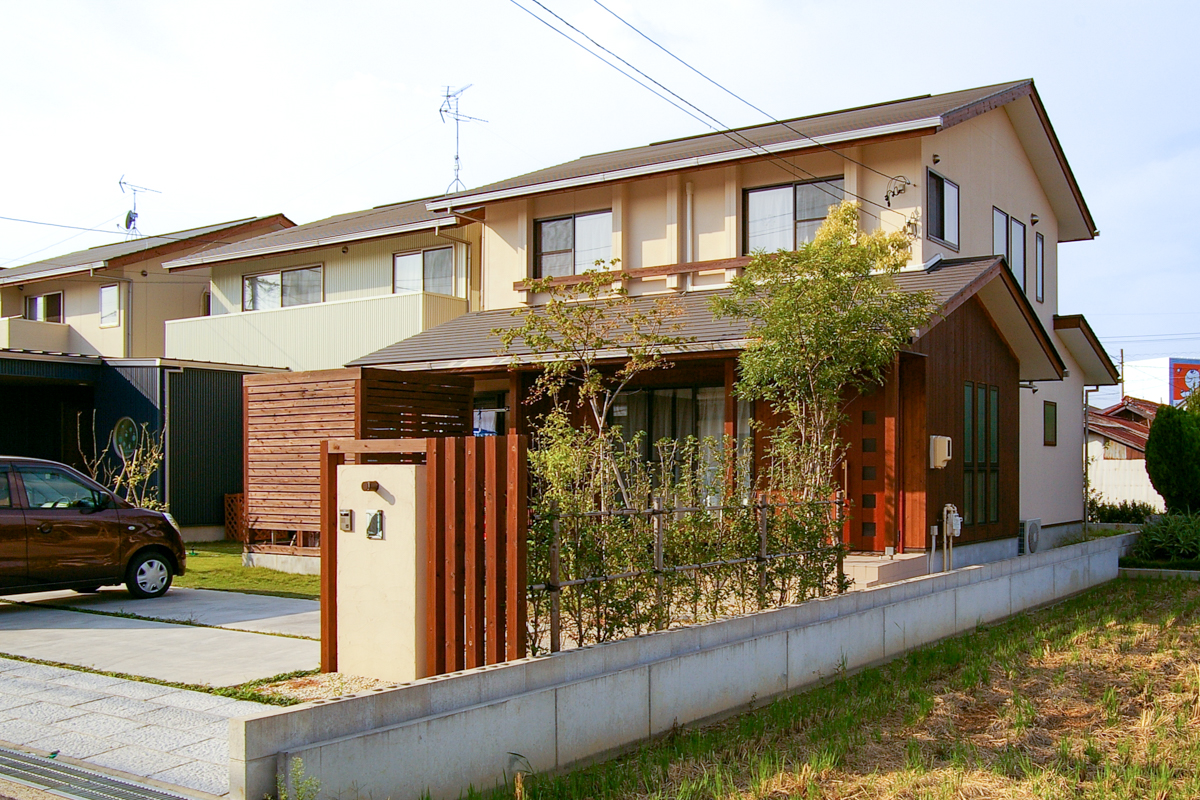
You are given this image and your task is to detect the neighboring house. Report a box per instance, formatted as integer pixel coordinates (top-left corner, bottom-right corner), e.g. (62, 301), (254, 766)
(161, 199), (481, 371)
(0, 216), (294, 538)
(348, 79), (1117, 561)
(1087, 397), (1164, 510)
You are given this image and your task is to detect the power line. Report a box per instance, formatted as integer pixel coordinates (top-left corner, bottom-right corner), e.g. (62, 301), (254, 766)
(505, 0), (904, 225)
(589, 0), (901, 186)
(0, 214), (125, 268)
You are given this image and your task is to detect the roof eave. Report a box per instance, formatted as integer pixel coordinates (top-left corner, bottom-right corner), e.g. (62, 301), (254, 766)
(1054, 314), (1121, 385)
(164, 215), (460, 270)
(426, 117), (943, 212)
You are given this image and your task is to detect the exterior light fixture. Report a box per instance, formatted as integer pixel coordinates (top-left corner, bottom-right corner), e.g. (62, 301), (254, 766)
(932, 154), (941, 164)
(1030, 214), (1039, 226)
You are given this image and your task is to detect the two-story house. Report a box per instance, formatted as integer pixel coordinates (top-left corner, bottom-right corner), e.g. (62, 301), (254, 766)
(0, 215), (293, 538)
(161, 199), (481, 372)
(349, 80), (1118, 564)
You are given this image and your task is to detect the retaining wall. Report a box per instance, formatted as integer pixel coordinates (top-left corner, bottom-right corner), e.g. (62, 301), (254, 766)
(231, 533), (1135, 800)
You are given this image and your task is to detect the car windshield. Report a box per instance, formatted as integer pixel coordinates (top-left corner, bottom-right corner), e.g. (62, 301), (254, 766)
(19, 468), (102, 509)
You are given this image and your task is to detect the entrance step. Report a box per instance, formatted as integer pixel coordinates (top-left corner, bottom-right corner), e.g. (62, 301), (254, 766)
(843, 551), (929, 589)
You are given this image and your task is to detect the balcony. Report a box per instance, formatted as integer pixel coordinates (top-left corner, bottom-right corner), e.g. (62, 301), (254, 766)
(164, 292), (468, 372)
(0, 316), (71, 353)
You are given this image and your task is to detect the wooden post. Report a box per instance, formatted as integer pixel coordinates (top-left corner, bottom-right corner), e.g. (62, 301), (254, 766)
(319, 441), (345, 673)
(653, 495), (666, 630)
(549, 501), (561, 654)
(464, 439), (486, 669)
(485, 437), (507, 664)
(506, 434), (528, 660)
(425, 438), (447, 677)
(757, 497), (769, 609)
(445, 437), (466, 672)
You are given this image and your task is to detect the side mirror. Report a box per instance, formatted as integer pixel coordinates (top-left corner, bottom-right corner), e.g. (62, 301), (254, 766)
(81, 493), (112, 514)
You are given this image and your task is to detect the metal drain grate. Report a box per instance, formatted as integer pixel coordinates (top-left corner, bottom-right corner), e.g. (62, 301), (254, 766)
(0, 747), (197, 800)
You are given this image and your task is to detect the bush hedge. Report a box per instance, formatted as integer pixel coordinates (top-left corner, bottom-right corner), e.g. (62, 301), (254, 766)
(1088, 496), (1157, 524)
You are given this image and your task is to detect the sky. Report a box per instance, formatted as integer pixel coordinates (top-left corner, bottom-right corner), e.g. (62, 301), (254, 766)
(1, 0), (1197, 405)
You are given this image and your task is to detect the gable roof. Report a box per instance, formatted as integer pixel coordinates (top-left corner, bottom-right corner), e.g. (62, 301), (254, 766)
(427, 80), (1096, 242)
(348, 255), (1064, 381)
(1088, 409), (1150, 452)
(0, 215), (294, 287)
(164, 198), (458, 270)
(1100, 396), (1161, 424)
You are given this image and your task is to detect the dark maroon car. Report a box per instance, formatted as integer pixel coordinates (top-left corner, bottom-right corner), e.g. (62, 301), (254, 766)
(0, 457), (186, 598)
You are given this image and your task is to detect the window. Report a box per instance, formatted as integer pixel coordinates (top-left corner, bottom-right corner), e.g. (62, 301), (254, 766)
(745, 177), (844, 253)
(24, 292), (63, 323)
(534, 211), (612, 278)
(473, 392), (507, 436)
(610, 386), (749, 465)
(1043, 401), (1057, 446)
(394, 247), (464, 297)
(99, 284), (119, 327)
(1010, 219), (1026, 291)
(963, 381), (1000, 525)
(17, 466), (104, 510)
(242, 266), (322, 311)
(992, 208), (1009, 264)
(926, 170), (959, 248)
(1035, 232), (1045, 303)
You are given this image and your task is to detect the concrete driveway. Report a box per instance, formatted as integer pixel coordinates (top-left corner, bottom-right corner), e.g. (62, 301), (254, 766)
(0, 588), (319, 686)
(0, 587), (321, 797)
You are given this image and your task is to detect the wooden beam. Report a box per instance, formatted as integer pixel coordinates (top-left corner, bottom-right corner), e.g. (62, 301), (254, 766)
(319, 441), (345, 673)
(506, 434), (528, 661)
(425, 438), (447, 677)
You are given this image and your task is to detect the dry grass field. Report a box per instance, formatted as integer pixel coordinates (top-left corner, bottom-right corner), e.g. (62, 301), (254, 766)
(494, 577), (1200, 800)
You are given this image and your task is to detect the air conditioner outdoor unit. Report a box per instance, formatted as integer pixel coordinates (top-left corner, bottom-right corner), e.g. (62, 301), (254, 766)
(1018, 518), (1042, 555)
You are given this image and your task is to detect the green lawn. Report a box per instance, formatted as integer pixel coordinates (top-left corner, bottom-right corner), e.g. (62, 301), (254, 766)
(489, 578), (1200, 800)
(176, 541), (320, 599)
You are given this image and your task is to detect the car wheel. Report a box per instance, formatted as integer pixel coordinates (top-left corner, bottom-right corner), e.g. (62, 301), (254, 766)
(125, 551), (173, 599)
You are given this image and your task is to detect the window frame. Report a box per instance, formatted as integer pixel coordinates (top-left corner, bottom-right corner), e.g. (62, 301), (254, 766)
(963, 380), (1001, 526)
(992, 207), (1010, 265)
(743, 176), (845, 255)
(1035, 232), (1045, 303)
(532, 210), (613, 279)
(926, 169), (960, 250)
(1043, 400), (1058, 447)
(241, 264), (324, 312)
(24, 292), (64, 323)
(1010, 218), (1027, 292)
(393, 246), (462, 298)
(99, 284), (120, 328)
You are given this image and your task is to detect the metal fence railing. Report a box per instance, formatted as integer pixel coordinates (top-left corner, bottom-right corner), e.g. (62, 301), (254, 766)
(527, 497), (845, 654)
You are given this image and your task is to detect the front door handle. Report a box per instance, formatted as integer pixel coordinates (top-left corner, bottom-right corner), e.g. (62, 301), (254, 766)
(37, 523), (52, 534)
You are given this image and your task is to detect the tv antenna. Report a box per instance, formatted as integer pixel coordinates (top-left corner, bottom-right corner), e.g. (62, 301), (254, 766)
(439, 85), (486, 195)
(118, 176), (161, 237)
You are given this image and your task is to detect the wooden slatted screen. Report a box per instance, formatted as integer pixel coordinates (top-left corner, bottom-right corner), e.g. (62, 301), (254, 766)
(425, 434), (527, 676)
(244, 368), (472, 538)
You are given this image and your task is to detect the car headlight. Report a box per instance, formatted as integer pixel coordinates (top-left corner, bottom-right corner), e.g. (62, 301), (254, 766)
(162, 512), (182, 535)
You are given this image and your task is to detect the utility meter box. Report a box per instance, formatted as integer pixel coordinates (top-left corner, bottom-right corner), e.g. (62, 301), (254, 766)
(929, 435), (953, 469)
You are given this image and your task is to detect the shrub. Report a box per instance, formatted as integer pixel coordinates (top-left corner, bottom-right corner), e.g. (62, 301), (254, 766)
(1087, 495), (1156, 524)
(1145, 404), (1200, 513)
(1129, 512), (1200, 562)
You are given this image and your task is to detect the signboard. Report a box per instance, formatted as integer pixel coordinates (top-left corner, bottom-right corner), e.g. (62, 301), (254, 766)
(1169, 358), (1200, 407)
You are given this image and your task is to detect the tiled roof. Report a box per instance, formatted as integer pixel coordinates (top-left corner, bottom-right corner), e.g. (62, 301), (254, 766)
(1088, 409), (1150, 452)
(348, 256), (999, 369)
(1099, 396), (1161, 423)
(165, 199), (455, 269)
(429, 81), (1033, 209)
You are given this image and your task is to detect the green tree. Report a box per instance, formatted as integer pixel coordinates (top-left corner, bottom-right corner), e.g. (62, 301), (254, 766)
(1145, 403), (1200, 513)
(712, 201), (936, 500)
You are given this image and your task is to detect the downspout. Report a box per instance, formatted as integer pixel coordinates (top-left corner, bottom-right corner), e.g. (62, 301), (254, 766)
(1084, 385), (1099, 539)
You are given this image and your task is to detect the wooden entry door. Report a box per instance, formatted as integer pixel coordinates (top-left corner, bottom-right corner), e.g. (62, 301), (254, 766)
(843, 389), (888, 551)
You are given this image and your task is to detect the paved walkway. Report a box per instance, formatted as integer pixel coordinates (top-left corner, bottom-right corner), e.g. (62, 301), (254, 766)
(0, 589), (319, 686)
(0, 656), (270, 797)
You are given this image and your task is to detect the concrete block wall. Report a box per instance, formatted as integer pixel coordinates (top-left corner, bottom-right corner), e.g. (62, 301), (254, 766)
(232, 533), (1135, 800)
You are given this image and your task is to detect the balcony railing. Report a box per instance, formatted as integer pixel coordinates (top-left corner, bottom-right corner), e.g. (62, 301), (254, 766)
(165, 292), (468, 372)
(0, 316), (71, 353)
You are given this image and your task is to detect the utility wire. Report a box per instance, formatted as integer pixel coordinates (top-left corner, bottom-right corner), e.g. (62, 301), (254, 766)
(506, 0), (903, 224)
(589, 0), (901, 185)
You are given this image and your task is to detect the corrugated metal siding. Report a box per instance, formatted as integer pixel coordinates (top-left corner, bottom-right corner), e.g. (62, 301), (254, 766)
(166, 292), (465, 371)
(167, 368), (244, 527)
(0, 356), (102, 382)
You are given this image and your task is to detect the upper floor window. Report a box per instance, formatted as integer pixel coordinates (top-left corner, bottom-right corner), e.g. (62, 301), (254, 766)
(534, 211), (612, 278)
(394, 246), (464, 298)
(926, 170), (959, 249)
(99, 284), (119, 328)
(242, 265), (322, 311)
(993, 208), (1029, 292)
(745, 177), (844, 253)
(1035, 232), (1045, 303)
(24, 292), (62, 323)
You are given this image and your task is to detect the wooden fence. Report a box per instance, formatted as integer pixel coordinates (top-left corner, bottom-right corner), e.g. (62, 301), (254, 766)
(320, 435), (528, 676)
(245, 368), (472, 540)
